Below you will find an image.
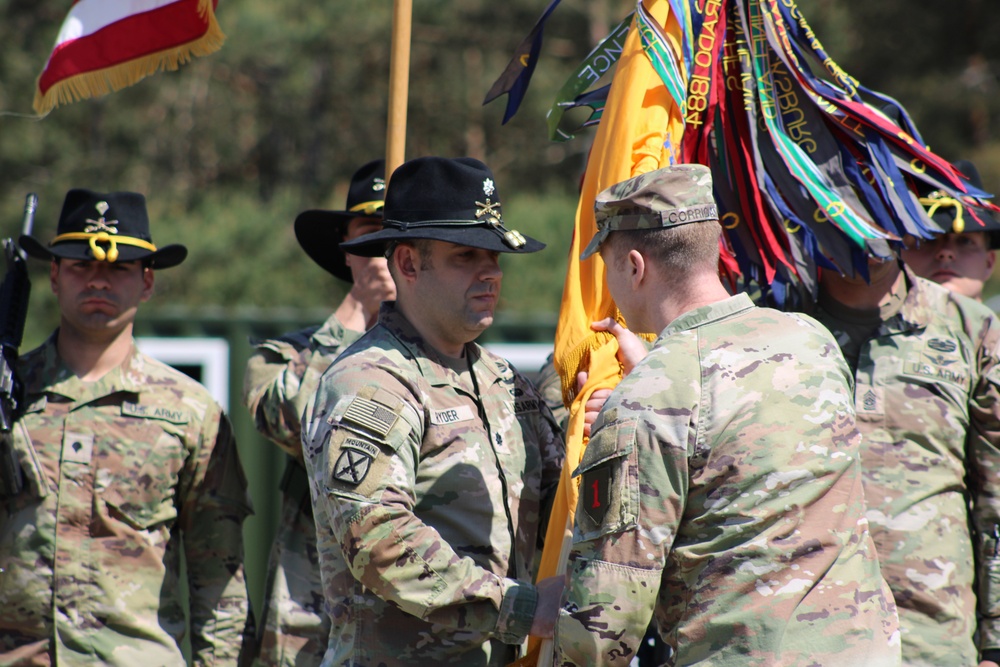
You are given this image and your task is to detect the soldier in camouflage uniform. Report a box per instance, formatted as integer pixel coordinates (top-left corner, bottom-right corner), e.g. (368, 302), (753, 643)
(534, 354), (567, 429)
(0, 189), (252, 665)
(813, 221), (1000, 664)
(242, 160), (395, 667)
(300, 156), (565, 666)
(553, 165), (901, 666)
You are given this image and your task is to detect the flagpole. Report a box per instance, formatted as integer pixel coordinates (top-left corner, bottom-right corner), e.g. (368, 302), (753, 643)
(386, 0), (412, 180)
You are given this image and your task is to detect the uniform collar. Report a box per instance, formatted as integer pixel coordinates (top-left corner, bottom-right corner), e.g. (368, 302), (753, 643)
(877, 265), (933, 334)
(23, 332), (144, 404)
(377, 301), (510, 386)
(658, 293), (756, 340)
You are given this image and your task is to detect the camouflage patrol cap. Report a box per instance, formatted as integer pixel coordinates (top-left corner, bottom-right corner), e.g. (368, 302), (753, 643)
(580, 164), (718, 260)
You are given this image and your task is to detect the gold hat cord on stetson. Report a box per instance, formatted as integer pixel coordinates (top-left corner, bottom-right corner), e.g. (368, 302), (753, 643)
(49, 232), (158, 262)
(919, 192), (966, 233)
(348, 200), (385, 216)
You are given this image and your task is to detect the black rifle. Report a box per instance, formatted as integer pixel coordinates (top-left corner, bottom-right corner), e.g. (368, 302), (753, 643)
(0, 194), (37, 497)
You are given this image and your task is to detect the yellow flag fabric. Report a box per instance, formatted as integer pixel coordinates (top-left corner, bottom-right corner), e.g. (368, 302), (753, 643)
(513, 2), (684, 664)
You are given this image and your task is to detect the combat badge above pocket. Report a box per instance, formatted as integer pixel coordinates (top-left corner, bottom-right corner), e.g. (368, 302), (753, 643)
(572, 417), (639, 543)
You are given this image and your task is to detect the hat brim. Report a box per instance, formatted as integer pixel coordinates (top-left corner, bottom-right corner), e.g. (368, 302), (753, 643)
(579, 228), (610, 260)
(20, 235), (187, 269)
(295, 209), (383, 283)
(340, 225), (545, 257)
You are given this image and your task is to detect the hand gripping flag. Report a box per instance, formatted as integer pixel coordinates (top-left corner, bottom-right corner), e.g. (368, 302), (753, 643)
(34, 0), (225, 115)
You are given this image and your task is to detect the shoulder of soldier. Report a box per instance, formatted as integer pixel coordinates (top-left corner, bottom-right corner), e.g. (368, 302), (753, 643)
(708, 304), (840, 353)
(476, 343), (529, 380)
(321, 332), (419, 398)
(249, 324), (322, 359)
(758, 306), (844, 346)
(17, 339), (48, 373)
(17, 334), (65, 391)
(915, 277), (1000, 342)
(132, 351), (223, 416)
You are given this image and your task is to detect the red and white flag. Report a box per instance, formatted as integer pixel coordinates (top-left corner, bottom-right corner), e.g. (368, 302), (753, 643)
(34, 0), (224, 115)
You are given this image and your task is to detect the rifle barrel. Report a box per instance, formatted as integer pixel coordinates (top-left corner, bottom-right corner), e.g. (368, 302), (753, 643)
(21, 194), (37, 239)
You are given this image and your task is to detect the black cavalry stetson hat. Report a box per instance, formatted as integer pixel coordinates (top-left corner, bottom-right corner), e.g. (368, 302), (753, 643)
(294, 159), (386, 283)
(340, 156), (545, 257)
(20, 189), (186, 268)
(921, 159), (1000, 249)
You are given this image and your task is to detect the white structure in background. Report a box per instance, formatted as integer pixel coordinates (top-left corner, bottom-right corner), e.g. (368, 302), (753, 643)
(135, 338), (553, 414)
(136, 337), (231, 410)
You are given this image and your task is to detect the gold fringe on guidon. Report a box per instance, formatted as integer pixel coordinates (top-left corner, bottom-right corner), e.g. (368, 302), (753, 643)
(32, 0), (226, 116)
(557, 306), (658, 408)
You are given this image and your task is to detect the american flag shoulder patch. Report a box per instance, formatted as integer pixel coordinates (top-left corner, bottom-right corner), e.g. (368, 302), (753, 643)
(343, 395), (401, 437)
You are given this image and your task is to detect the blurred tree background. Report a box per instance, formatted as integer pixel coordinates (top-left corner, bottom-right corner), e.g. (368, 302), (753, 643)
(1, 0), (998, 347)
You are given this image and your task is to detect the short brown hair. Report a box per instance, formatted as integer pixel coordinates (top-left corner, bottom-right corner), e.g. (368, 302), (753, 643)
(603, 221), (721, 273)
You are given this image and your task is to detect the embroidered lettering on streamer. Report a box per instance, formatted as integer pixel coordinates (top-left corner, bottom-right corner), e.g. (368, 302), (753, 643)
(430, 405), (476, 425)
(122, 402), (189, 424)
(343, 396), (400, 437)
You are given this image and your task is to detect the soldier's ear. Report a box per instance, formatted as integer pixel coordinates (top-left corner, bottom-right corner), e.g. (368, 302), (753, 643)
(627, 249), (647, 289)
(393, 244), (420, 284)
(49, 260), (60, 295)
(140, 267), (155, 302)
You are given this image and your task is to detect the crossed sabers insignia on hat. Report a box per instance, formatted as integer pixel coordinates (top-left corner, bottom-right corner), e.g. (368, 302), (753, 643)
(476, 199), (502, 225)
(84, 201), (119, 234)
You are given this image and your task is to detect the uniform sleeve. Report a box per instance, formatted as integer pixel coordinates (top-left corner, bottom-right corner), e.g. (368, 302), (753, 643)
(968, 315), (1000, 653)
(181, 406), (254, 667)
(535, 354), (569, 431)
(242, 337), (338, 459)
(303, 377), (538, 645)
(534, 388), (566, 549)
(554, 407), (687, 667)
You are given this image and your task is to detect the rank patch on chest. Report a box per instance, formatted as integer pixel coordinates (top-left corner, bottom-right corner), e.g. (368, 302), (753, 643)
(62, 432), (94, 464)
(857, 386), (883, 417)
